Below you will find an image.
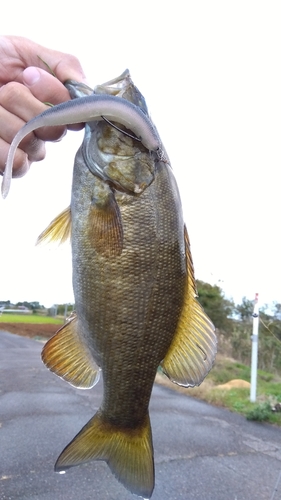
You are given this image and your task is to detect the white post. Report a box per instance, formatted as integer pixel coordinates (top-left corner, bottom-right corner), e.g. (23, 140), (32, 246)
(250, 293), (259, 402)
(64, 303), (68, 321)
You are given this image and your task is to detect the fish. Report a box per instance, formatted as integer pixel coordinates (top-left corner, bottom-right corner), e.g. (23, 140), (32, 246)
(3, 69), (217, 499)
(1, 76), (163, 199)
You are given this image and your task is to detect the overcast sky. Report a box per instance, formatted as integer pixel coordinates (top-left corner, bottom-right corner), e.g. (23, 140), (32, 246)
(1, 1), (280, 308)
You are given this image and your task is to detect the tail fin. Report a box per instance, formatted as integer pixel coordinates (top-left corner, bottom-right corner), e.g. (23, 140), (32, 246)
(55, 410), (154, 499)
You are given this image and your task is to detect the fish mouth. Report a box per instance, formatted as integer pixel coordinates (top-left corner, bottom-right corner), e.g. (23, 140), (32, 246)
(77, 72), (157, 194)
(64, 80), (94, 99)
(95, 70), (149, 114)
(94, 69), (131, 96)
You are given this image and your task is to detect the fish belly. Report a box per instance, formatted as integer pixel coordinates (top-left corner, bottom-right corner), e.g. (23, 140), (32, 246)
(71, 148), (186, 427)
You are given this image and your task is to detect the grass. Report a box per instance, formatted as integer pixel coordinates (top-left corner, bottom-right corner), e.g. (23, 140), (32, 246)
(0, 313), (63, 324)
(156, 354), (281, 426)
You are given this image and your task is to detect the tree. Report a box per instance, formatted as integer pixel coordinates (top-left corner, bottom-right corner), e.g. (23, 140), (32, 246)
(196, 280), (234, 333)
(235, 297), (254, 322)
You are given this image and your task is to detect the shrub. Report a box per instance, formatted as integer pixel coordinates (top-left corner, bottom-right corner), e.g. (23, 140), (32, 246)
(246, 402), (272, 422)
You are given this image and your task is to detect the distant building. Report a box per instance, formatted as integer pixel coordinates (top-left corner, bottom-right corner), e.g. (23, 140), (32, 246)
(1, 309), (32, 315)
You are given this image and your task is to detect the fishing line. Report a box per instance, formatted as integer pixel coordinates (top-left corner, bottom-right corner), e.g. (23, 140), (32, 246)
(259, 317), (281, 346)
(101, 116), (141, 142)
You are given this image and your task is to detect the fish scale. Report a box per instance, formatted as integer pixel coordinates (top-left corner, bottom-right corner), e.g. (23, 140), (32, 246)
(71, 150), (185, 426)
(13, 69), (217, 499)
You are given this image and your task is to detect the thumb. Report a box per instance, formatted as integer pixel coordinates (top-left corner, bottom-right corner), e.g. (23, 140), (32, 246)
(22, 67), (85, 133)
(12, 36), (87, 84)
(23, 66), (74, 105)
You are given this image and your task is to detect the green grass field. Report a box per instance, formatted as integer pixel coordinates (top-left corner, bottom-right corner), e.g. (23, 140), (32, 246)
(0, 314), (63, 324)
(158, 355), (281, 425)
(205, 358), (281, 425)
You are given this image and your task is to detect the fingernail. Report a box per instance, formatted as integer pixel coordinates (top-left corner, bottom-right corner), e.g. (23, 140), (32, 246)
(23, 67), (41, 87)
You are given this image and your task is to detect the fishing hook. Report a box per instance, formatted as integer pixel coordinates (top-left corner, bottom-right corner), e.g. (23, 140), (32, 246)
(101, 116), (141, 142)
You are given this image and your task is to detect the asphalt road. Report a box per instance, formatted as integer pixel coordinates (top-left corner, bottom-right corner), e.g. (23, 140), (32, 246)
(0, 330), (281, 500)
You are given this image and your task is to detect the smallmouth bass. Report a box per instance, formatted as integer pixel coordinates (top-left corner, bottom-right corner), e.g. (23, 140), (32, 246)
(3, 70), (217, 499)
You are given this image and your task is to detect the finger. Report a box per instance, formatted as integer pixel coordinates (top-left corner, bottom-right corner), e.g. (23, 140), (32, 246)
(26, 41), (87, 83)
(23, 67), (72, 105)
(0, 138), (35, 178)
(23, 67), (84, 132)
(0, 82), (47, 176)
(0, 102), (46, 156)
(0, 113), (46, 178)
(0, 81), (67, 143)
(1, 36), (87, 84)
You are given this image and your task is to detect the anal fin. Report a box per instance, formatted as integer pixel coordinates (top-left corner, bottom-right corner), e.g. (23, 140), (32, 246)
(160, 225), (217, 387)
(41, 314), (100, 389)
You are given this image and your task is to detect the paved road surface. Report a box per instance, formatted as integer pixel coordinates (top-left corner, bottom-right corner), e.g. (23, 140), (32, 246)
(1, 330), (281, 500)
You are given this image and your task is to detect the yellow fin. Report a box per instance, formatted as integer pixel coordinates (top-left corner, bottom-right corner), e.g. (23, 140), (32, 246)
(41, 314), (100, 389)
(37, 206), (71, 245)
(89, 191), (123, 257)
(160, 226), (217, 387)
(55, 411), (154, 499)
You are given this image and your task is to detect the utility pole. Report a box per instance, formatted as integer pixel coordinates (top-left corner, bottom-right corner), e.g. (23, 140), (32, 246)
(250, 293), (259, 402)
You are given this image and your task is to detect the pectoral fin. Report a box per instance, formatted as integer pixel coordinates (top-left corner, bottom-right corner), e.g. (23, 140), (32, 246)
(37, 206), (71, 244)
(160, 226), (217, 387)
(41, 314), (100, 389)
(89, 182), (123, 257)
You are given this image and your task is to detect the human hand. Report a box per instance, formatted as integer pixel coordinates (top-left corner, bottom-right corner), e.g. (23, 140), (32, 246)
(0, 36), (87, 177)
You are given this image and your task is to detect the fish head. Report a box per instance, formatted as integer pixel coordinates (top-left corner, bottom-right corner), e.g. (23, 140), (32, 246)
(80, 70), (156, 194)
(91, 120), (155, 194)
(94, 69), (148, 114)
